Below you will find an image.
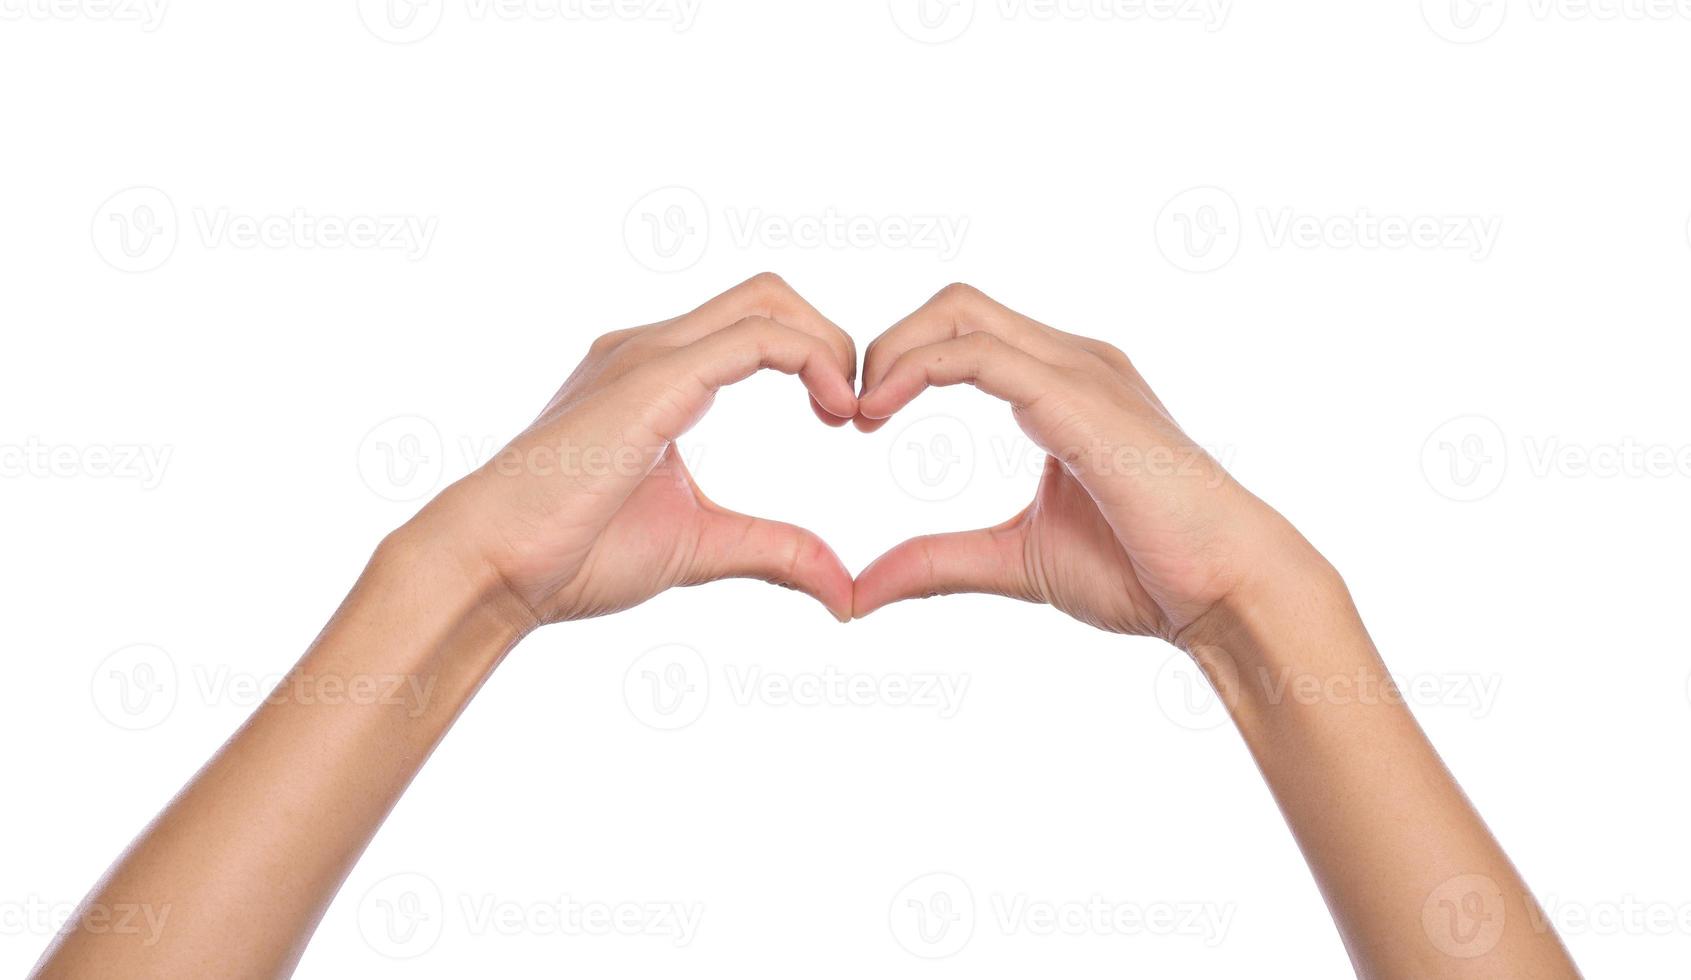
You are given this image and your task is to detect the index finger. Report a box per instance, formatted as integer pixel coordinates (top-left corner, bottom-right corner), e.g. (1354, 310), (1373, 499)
(625, 316), (859, 444)
(680, 272), (858, 382)
(856, 282), (1090, 431)
(679, 272), (860, 426)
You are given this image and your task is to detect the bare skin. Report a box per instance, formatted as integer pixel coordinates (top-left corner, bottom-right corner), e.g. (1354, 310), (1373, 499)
(31, 276), (1580, 979)
(853, 283), (1581, 979)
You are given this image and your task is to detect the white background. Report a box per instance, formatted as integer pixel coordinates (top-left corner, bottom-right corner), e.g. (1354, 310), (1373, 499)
(3, 0), (1689, 976)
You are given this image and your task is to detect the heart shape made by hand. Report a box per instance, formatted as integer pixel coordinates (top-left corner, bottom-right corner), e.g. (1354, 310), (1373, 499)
(461, 274), (1267, 646)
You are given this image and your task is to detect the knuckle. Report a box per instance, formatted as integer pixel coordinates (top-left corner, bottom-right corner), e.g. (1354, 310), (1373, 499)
(782, 533), (807, 581)
(723, 314), (774, 336)
(833, 330), (858, 364)
(743, 270), (793, 300)
(724, 316), (780, 358)
(1093, 340), (1133, 371)
(588, 328), (633, 355)
(935, 281), (985, 309)
(617, 326), (669, 357)
(727, 314), (777, 336)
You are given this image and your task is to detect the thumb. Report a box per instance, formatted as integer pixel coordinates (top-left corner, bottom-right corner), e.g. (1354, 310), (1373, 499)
(852, 517), (1037, 619)
(688, 508), (854, 622)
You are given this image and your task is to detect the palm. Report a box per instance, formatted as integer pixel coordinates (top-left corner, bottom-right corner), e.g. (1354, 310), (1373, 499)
(854, 453), (1169, 634)
(1012, 456), (1166, 635)
(492, 443), (850, 625)
(547, 448), (709, 621)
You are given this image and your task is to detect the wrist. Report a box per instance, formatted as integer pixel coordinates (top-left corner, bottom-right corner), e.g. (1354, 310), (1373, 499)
(1175, 511), (1360, 669)
(1172, 513), (1399, 742)
(377, 488), (542, 644)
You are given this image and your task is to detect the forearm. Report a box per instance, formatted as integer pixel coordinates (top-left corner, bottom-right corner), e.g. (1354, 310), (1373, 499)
(30, 275), (858, 978)
(1185, 530), (1578, 979)
(32, 513), (530, 979)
